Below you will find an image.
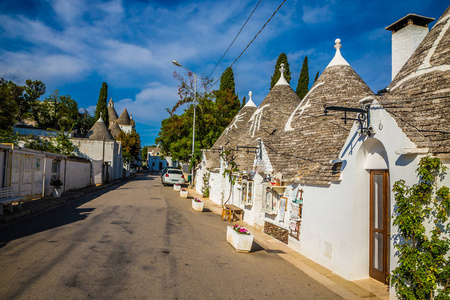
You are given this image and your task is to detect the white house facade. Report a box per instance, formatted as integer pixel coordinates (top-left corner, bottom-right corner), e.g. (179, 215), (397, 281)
(195, 6), (450, 298)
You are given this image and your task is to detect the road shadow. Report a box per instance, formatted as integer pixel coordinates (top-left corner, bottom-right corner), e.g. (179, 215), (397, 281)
(0, 180), (128, 249)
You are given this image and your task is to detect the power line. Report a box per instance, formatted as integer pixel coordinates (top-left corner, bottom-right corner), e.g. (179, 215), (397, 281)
(211, 0), (287, 89)
(207, 0), (262, 80)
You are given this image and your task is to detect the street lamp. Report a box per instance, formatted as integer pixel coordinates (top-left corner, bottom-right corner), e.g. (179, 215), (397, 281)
(172, 60), (197, 186)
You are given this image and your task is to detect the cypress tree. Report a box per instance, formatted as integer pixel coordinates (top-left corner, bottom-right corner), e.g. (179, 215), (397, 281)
(241, 96), (246, 108)
(270, 53), (291, 90)
(94, 82), (108, 125)
(314, 71), (320, 83)
(219, 67), (236, 97)
(296, 56), (309, 99)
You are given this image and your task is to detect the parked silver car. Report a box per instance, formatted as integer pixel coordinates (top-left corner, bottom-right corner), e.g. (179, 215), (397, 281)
(161, 169), (185, 186)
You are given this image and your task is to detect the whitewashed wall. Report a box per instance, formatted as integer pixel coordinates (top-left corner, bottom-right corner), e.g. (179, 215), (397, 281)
(72, 139), (122, 181)
(391, 24), (429, 80)
(65, 160), (91, 191)
(285, 102), (450, 286)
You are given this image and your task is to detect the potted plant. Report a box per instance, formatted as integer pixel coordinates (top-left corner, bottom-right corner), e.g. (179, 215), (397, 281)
(173, 183), (181, 191)
(180, 188), (188, 198)
(226, 224), (254, 253)
(192, 197), (204, 212)
(50, 178), (63, 198)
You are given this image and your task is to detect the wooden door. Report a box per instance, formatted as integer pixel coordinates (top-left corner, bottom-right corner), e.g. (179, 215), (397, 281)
(369, 170), (389, 283)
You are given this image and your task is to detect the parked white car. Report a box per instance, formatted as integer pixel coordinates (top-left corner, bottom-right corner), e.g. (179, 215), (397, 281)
(161, 169), (185, 186)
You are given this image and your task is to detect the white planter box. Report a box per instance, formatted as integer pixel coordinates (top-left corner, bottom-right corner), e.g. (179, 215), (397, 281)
(174, 185), (181, 191)
(192, 200), (204, 212)
(180, 190), (188, 198)
(226, 226), (254, 253)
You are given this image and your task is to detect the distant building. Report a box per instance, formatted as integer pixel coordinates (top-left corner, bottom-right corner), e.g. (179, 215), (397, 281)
(72, 116), (123, 184)
(147, 147), (177, 172)
(116, 108), (135, 134)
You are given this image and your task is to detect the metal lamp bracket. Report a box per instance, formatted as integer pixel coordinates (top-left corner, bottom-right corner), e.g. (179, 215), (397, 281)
(323, 104), (372, 136)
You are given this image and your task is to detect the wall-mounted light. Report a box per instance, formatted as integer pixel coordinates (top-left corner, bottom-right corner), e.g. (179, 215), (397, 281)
(319, 104), (373, 136)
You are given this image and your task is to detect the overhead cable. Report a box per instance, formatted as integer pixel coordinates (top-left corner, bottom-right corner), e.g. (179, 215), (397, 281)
(211, 0), (287, 89)
(207, 0), (262, 80)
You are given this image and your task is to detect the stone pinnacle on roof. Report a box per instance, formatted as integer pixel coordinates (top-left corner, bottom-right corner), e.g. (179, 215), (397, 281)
(275, 63), (290, 86)
(326, 39), (350, 68)
(244, 91), (257, 108)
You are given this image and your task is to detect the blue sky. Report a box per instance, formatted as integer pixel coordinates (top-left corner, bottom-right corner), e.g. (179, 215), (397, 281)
(1, 0), (448, 146)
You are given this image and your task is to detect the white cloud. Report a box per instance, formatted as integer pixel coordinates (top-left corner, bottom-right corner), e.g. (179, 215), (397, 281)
(51, 0), (86, 24)
(0, 51), (89, 84)
(112, 83), (180, 125)
(302, 5), (332, 24)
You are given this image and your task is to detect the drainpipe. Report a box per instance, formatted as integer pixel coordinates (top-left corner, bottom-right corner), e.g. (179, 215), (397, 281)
(102, 137), (105, 184)
(2, 150), (8, 188)
(63, 157), (67, 193)
(42, 157), (46, 198)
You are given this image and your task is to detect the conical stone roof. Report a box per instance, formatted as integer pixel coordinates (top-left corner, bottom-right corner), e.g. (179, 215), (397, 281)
(381, 6), (450, 154)
(226, 65), (301, 172)
(212, 91), (258, 150)
(203, 91), (258, 171)
(269, 39), (374, 184)
(247, 65), (301, 143)
(109, 121), (122, 139)
(107, 98), (119, 127)
(86, 116), (115, 141)
(117, 108), (131, 125)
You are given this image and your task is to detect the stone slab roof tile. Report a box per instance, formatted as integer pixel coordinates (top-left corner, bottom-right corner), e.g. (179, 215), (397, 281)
(267, 63), (374, 185)
(86, 117), (115, 141)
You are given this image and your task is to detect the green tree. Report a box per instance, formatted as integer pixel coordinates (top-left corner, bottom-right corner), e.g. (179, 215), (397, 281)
(241, 96), (246, 108)
(0, 129), (19, 145)
(141, 146), (149, 164)
(270, 53), (291, 90)
(157, 71), (241, 164)
(296, 57), (309, 99)
(117, 129), (141, 164)
(94, 82), (108, 125)
(34, 90), (79, 130)
(24, 79), (46, 122)
(24, 132), (74, 155)
(75, 109), (95, 137)
(0, 78), (20, 129)
(0, 78), (46, 129)
(219, 67), (236, 96)
(314, 71), (320, 83)
(391, 156), (450, 299)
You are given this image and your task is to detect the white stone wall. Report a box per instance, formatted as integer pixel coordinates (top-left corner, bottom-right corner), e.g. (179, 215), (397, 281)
(391, 24), (429, 80)
(64, 160), (91, 191)
(72, 138), (122, 181)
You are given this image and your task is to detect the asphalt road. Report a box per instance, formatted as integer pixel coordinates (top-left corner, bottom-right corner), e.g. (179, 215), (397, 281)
(0, 175), (342, 299)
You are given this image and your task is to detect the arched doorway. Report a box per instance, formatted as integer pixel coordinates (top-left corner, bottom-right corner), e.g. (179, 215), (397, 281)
(356, 138), (390, 283)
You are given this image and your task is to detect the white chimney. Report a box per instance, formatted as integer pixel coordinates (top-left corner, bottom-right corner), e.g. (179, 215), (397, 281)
(386, 14), (435, 80)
